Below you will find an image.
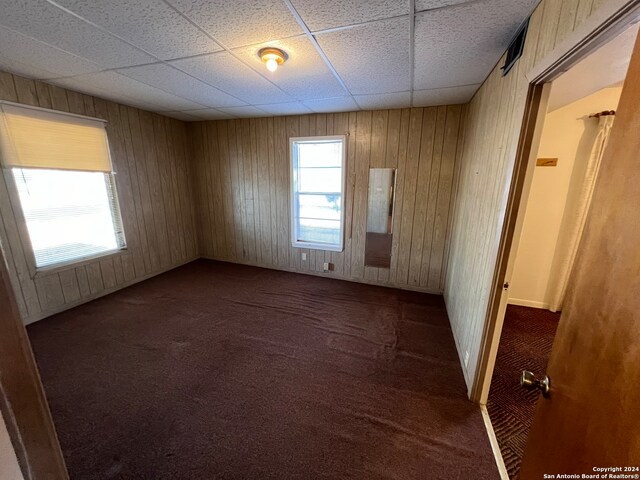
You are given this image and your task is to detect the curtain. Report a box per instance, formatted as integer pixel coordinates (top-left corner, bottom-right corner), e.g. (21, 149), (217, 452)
(547, 114), (615, 312)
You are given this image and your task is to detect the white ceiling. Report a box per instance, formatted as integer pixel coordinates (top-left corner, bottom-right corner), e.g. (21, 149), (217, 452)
(0, 0), (539, 121)
(548, 22), (639, 112)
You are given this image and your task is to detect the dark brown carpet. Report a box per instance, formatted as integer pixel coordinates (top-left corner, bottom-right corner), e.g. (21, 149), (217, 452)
(28, 260), (498, 480)
(487, 305), (560, 479)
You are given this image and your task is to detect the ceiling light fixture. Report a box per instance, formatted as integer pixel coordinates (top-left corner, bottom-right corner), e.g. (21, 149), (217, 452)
(258, 47), (287, 72)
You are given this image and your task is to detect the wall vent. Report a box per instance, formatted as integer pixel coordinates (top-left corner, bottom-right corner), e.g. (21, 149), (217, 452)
(501, 18), (529, 76)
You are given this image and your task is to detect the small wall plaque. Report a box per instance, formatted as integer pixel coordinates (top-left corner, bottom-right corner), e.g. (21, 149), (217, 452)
(536, 158), (558, 167)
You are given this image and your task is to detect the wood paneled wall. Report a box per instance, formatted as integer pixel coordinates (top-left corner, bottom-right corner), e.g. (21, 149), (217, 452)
(444, 0), (617, 390)
(189, 107), (466, 293)
(0, 71), (199, 324)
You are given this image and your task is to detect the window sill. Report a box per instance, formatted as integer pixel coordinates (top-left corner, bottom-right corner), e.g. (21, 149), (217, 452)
(33, 247), (128, 278)
(291, 241), (344, 253)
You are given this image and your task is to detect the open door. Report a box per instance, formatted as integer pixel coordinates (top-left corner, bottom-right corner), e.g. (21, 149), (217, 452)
(519, 31), (640, 478)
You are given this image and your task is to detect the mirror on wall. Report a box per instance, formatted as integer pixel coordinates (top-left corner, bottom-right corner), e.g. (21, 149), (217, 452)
(364, 168), (396, 269)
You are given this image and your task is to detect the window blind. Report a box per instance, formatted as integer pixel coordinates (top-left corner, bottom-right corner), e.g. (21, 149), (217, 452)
(0, 103), (112, 172)
(12, 168), (126, 268)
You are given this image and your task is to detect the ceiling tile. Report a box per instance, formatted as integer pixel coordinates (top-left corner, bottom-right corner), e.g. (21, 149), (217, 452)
(0, 0), (538, 117)
(354, 91), (411, 110)
(167, 0), (303, 48)
(290, 0), (409, 32)
(170, 51), (293, 105)
(415, 0), (474, 13)
(50, 71), (205, 111)
(53, 0), (222, 60)
(117, 63), (246, 108)
(182, 109), (235, 120)
(302, 96), (359, 113)
(316, 17), (411, 95)
(0, 25), (102, 79)
(412, 84), (480, 106)
(47, 77), (155, 111)
(258, 102), (312, 115)
(0, 0), (154, 68)
(0, 54), (61, 81)
(217, 106), (271, 117)
(414, 0), (537, 90)
(160, 111), (201, 121)
(233, 36), (347, 100)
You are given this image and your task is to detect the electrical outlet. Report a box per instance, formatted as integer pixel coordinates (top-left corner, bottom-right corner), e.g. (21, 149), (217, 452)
(323, 262), (330, 271)
(464, 350), (470, 367)
(301, 252), (307, 261)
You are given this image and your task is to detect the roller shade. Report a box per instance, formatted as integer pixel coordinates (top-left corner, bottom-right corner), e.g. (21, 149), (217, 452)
(0, 103), (112, 172)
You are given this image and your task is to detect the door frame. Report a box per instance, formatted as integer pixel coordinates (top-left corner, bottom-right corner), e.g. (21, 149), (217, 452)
(0, 248), (68, 477)
(472, 0), (640, 404)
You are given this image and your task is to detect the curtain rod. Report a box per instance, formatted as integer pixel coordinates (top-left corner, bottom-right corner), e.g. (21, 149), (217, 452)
(589, 110), (616, 118)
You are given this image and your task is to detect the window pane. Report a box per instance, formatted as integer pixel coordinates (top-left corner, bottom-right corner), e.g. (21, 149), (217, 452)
(298, 142), (342, 168)
(298, 194), (341, 221)
(12, 168), (125, 268)
(291, 137), (345, 250)
(298, 167), (342, 193)
(297, 218), (341, 245)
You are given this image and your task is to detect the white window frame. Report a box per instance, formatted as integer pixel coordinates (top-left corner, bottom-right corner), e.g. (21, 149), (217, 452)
(0, 102), (127, 275)
(289, 135), (347, 252)
(7, 169), (128, 277)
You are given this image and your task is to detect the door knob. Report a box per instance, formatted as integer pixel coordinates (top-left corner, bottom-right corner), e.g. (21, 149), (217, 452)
(520, 370), (551, 398)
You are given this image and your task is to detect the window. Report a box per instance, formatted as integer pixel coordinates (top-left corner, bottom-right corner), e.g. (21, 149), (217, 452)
(0, 102), (126, 269)
(290, 136), (346, 252)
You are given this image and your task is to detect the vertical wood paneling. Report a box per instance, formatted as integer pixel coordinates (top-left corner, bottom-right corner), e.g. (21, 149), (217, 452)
(388, 109), (411, 286)
(127, 108), (161, 270)
(0, 73), (40, 317)
(444, 0), (613, 391)
(350, 111), (372, 279)
(192, 106), (465, 293)
(343, 113), (356, 278)
(119, 105), (151, 274)
(395, 109), (423, 285)
(249, 119), (262, 265)
(364, 110), (387, 282)
(408, 107), (437, 287)
(241, 119), (257, 262)
(13, 76), (38, 106)
(274, 116), (289, 269)
(419, 107), (446, 289)
(428, 105), (462, 291)
(154, 116), (180, 265)
(0, 72), (198, 324)
(330, 113), (349, 276)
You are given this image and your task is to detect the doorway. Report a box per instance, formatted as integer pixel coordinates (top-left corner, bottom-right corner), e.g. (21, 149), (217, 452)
(483, 20), (639, 480)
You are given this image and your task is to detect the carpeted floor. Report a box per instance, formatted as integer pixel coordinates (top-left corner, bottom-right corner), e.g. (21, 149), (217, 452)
(28, 260), (498, 480)
(487, 304), (560, 479)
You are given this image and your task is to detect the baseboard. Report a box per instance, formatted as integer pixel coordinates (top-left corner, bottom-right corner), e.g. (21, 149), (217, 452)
(507, 297), (550, 309)
(23, 256), (199, 325)
(481, 405), (509, 480)
(200, 255), (444, 296)
(446, 310), (472, 395)
(24, 256), (442, 326)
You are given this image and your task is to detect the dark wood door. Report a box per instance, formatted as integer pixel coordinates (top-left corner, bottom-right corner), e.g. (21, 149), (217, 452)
(519, 31), (640, 478)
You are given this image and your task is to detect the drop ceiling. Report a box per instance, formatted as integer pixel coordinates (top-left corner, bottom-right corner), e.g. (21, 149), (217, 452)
(0, 0), (539, 121)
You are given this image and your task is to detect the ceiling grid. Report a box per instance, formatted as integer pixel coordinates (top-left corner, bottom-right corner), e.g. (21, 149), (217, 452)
(0, 0), (540, 120)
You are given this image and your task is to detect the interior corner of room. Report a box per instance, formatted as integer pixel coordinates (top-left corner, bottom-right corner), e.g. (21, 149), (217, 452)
(1, 0), (640, 479)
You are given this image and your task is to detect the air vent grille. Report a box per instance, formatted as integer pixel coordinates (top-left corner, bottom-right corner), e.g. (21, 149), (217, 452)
(502, 19), (529, 76)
